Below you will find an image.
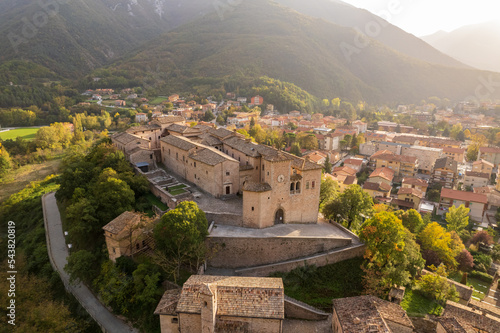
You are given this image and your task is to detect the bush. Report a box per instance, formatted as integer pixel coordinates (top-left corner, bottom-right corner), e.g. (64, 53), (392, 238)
(469, 271), (493, 283)
(472, 253), (493, 273)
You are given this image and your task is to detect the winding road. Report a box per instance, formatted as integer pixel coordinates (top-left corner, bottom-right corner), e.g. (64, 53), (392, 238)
(42, 192), (138, 333)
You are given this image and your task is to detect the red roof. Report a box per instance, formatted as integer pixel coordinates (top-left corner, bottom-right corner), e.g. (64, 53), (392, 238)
(440, 188), (487, 204)
(443, 147), (465, 154)
(402, 178), (428, 187)
(480, 147), (500, 154)
(344, 158), (363, 166)
(363, 182), (391, 192)
(332, 166), (357, 176)
(398, 187), (424, 198)
(369, 167), (395, 181)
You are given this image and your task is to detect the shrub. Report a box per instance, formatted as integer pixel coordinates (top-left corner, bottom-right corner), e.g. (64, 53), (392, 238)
(469, 271), (493, 283)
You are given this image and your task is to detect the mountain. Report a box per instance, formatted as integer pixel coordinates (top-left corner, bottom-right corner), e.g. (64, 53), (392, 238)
(422, 21), (500, 73)
(98, 0), (500, 104)
(273, 0), (468, 69)
(0, 0), (214, 78)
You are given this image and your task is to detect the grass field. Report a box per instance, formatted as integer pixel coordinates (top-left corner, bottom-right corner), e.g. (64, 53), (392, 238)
(0, 158), (62, 202)
(0, 127), (39, 141)
(150, 96), (168, 105)
(401, 289), (443, 316)
(167, 184), (187, 196)
(449, 272), (490, 300)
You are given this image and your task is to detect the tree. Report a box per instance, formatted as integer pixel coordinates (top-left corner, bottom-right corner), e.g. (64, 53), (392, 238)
(456, 249), (474, 272)
(203, 110), (215, 122)
(446, 205), (470, 233)
(153, 201), (209, 283)
(290, 142), (302, 157)
(331, 98), (340, 110)
(418, 222), (461, 269)
(0, 143), (12, 178)
(359, 212), (424, 296)
(319, 177), (339, 209)
(464, 129), (472, 139)
(396, 209), (424, 234)
(250, 117), (256, 128)
(322, 184), (373, 231)
(216, 115), (225, 125)
(449, 124), (462, 140)
(470, 230), (494, 246)
(416, 265), (459, 304)
(323, 155), (332, 174)
(65, 250), (100, 284)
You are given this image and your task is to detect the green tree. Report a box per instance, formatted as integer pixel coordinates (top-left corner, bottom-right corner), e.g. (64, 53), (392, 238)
(319, 177), (339, 210)
(359, 212), (424, 296)
(322, 184), (373, 231)
(396, 209), (424, 234)
(65, 250), (100, 284)
(419, 222), (461, 269)
(446, 205), (470, 233)
(153, 201), (209, 283)
(290, 142), (302, 157)
(323, 155), (332, 174)
(216, 115), (225, 125)
(203, 110), (215, 122)
(0, 143), (12, 178)
(416, 265), (459, 304)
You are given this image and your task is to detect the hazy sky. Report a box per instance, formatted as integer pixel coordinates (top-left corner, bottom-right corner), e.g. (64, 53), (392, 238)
(340, 0), (500, 36)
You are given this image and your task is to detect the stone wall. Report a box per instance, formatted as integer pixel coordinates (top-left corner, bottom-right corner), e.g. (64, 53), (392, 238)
(234, 244), (366, 277)
(205, 212), (243, 227)
(284, 296), (329, 321)
(207, 236), (353, 269)
(443, 300), (500, 332)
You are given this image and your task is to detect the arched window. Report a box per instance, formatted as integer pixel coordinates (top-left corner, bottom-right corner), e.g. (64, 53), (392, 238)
(296, 182), (301, 193)
(290, 182), (294, 191)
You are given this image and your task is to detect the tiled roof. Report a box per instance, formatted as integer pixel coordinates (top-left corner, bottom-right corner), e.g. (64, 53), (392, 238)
(223, 136), (261, 157)
(392, 199), (414, 208)
(102, 211), (140, 234)
(437, 317), (476, 333)
(333, 295), (413, 332)
(126, 124), (161, 133)
(402, 178), (428, 187)
(363, 182), (391, 192)
(176, 275), (284, 319)
(344, 175), (357, 185)
(344, 158), (363, 166)
(208, 127), (236, 139)
(434, 157), (458, 172)
(166, 123), (199, 134)
(242, 181), (272, 192)
(465, 171), (489, 179)
(440, 188), (487, 204)
(369, 167), (395, 181)
(198, 133), (222, 146)
(443, 147), (466, 154)
(161, 135), (197, 151)
(332, 166), (357, 176)
(154, 289), (181, 315)
(473, 159), (494, 167)
(398, 187), (424, 198)
(479, 146), (500, 154)
(112, 132), (145, 145)
(153, 115), (185, 124)
(190, 148), (235, 166)
(372, 153), (417, 164)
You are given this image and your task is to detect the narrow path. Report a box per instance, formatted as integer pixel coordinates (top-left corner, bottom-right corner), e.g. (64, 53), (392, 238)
(42, 192), (138, 333)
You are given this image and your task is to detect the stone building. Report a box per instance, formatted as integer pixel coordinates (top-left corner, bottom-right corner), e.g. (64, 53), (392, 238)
(402, 146), (443, 174)
(332, 295), (414, 333)
(102, 211), (154, 262)
(155, 275), (284, 333)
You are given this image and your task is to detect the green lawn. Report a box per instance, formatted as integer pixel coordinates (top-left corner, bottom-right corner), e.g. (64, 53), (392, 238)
(169, 188), (187, 196)
(150, 96), (168, 105)
(448, 272), (489, 301)
(272, 257), (364, 312)
(0, 127), (39, 141)
(145, 192), (168, 211)
(169, 184), (187, 190)
(401, 289), (443, 316)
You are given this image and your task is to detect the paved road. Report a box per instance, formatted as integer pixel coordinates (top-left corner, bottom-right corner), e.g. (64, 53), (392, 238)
(42, 192), (138, 333)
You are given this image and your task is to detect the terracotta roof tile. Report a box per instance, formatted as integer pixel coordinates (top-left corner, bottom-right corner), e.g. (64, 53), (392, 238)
(102, 211), (141, 234)
(440, 188), (487, 204)
(369, 167), (395, 181)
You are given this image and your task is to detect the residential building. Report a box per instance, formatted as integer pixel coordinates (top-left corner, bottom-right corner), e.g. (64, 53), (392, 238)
(325, 173), (357, 192)
(135, 113), (148, 123)
(443, 147), (466, 163)
(472, 159), (494, 177)
(155, 275), (284, 333)
(250, 95), (264, 106)
(402, 178), (429, 194)
(332, 166), (357, 178)
(343, 158), (363, 173)
(332, 295), (414, 333)
(363, 181), (391, 199)
(396, 187), (424, 210)
(364, 131), (387, 142)
(368, 167), (395, 186)
(352, 120), (367, 133)
(464, 171), (489, 189)
(432, 157), (458, 189)
(478, 147), (500, 166)
(115, 100), (126, 107)
(371, 152), (418, 178)
(438, 188), (487, 222)
(304, 151), (327, 165)
(168, 94), (180, 102)
(401, 146), (443, 174)
(324, 133), (342, 151)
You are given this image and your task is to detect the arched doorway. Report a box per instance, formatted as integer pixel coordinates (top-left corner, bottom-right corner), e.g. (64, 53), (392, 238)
(275, 209), (284, 224)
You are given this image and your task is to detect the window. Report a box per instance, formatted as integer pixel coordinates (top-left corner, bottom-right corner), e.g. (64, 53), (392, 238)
(183, 156), (185, 162)
(296, 182), (301, 193)
(194, 162), (197, 167)
(267, 172), (270, 176)
(252, 207), (254, 211)
(290, 183), (294, 191)
(176, 152), (178, 159)
(142, 240), (146, 247)
(150, 154), (153, 159)
(226, 171), (230, 176)
(194, 174), (196, 179)
(169, 149), (171, 155)
(171, 318), (178, 324)
(306, 181), (310, 189)
(262, 165), (265, 171)
(312, 181), (316, 189)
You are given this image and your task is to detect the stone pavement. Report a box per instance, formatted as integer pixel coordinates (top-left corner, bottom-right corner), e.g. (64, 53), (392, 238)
(42, 192), (138, 333)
